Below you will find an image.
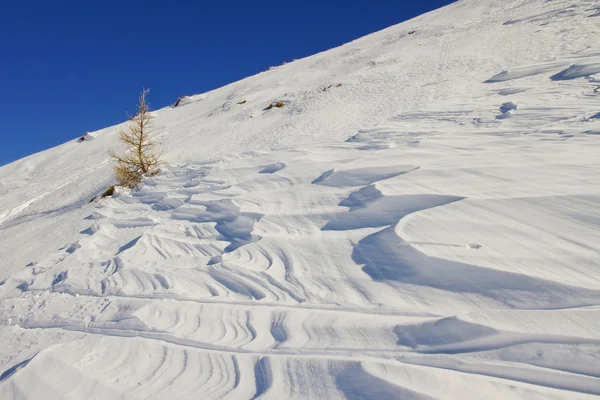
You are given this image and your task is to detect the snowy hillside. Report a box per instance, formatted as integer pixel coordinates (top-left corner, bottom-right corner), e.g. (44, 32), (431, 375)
(1, 0), (600, 398)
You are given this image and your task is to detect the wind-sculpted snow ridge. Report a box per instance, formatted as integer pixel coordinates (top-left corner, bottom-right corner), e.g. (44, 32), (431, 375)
(1, 0), (600, 398)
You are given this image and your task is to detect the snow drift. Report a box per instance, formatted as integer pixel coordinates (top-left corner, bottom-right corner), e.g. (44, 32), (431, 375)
(1, 0), (600, 399)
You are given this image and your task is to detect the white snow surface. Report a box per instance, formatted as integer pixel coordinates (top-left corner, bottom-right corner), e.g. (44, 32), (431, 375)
(1, 0), (600, 398)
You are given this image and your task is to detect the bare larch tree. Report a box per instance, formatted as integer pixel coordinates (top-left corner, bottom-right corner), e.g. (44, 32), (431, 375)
(109, 89), (161, 187)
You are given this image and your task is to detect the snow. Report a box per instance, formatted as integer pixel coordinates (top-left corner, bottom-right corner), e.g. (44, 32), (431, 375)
(551, 62), (600, 81)
(1, 0), (600, 398)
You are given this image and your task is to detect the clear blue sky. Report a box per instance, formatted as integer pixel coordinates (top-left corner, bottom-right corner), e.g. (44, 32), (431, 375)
(0, 0), (454, 166)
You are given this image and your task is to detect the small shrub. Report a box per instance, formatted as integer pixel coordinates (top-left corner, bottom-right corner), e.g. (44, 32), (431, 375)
(100, 186), (115, 199)
(264, 101), (285, 110)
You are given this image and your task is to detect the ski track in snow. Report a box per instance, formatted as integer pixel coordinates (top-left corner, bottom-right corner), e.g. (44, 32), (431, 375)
(1, 0), (600, 398)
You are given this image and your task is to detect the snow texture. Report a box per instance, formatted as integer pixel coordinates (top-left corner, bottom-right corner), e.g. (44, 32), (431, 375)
(0, 0), (600, 399)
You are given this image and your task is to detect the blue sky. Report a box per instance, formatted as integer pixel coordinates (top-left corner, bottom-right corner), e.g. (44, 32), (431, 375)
(0, 0), (454, 166)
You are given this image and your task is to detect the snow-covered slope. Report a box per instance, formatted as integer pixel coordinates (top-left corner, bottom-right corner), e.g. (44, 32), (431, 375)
(1, 0), (600, 398)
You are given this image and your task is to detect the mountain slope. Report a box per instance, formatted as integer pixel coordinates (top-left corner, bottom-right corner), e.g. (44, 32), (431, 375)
(1, 0), (600, 398)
